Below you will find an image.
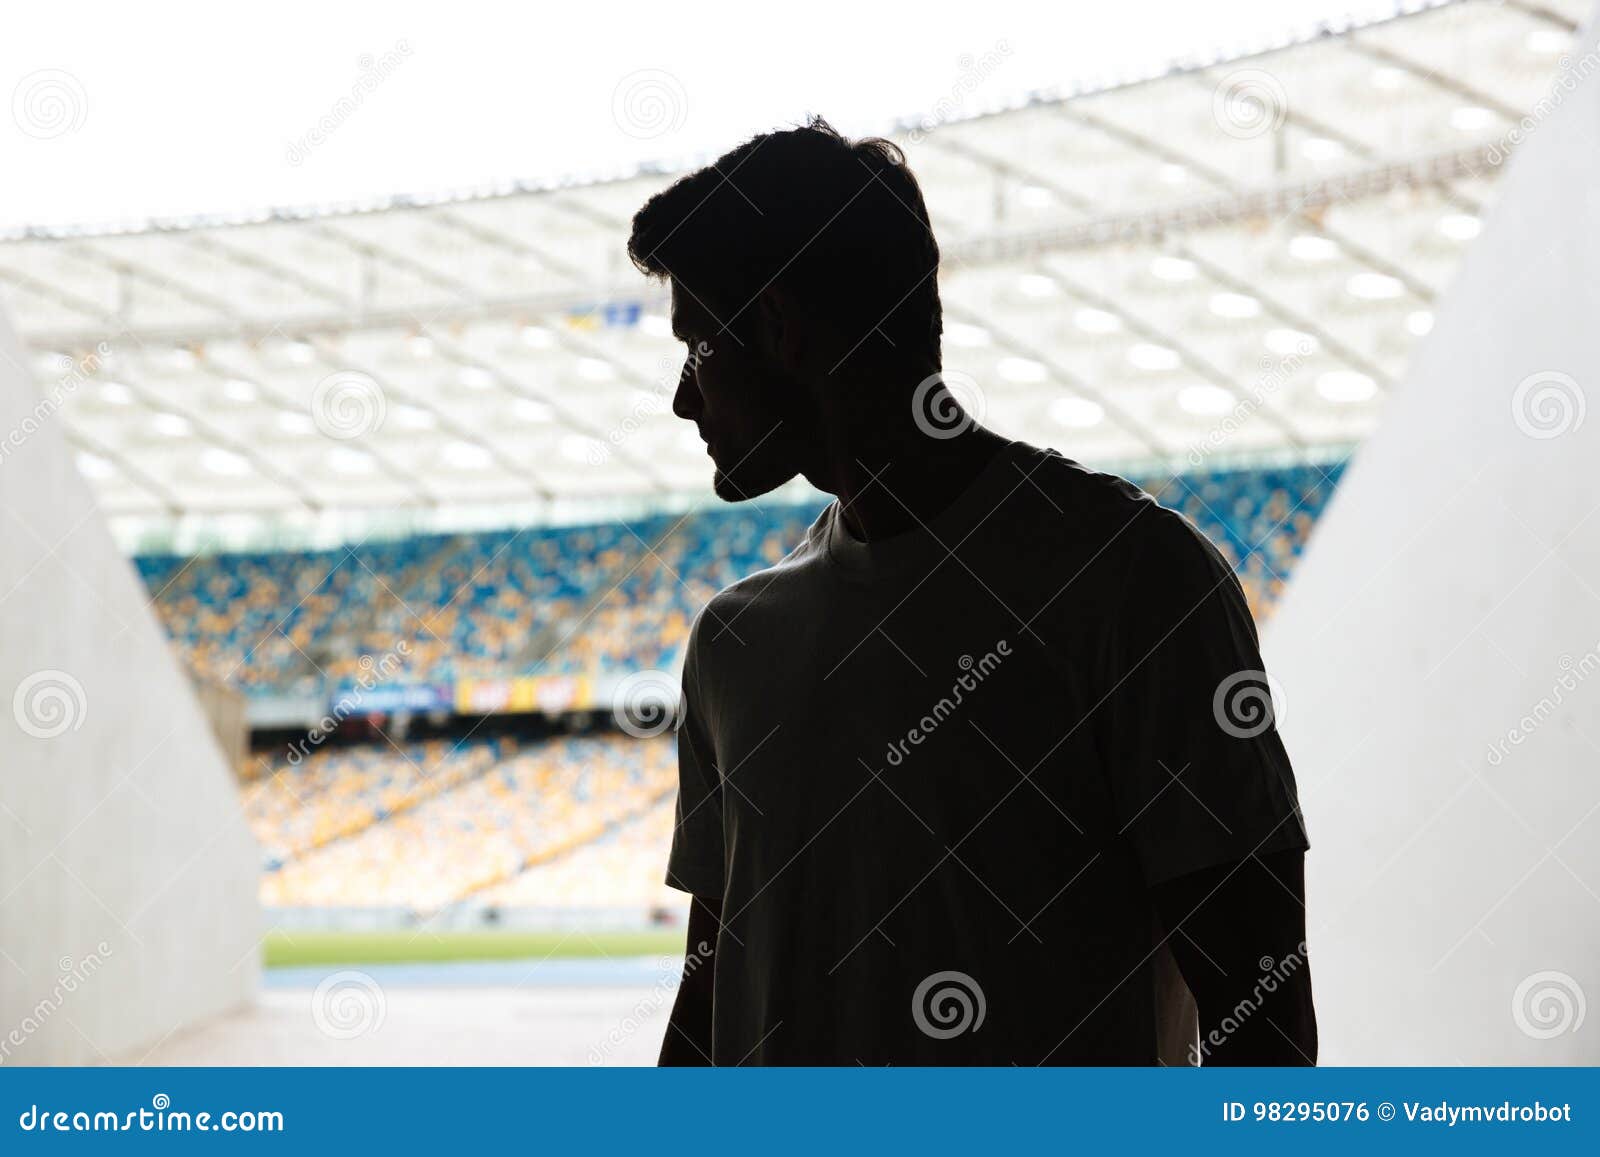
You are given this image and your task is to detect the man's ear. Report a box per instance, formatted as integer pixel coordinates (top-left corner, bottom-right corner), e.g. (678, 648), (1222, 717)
(756, 286), (807, 369)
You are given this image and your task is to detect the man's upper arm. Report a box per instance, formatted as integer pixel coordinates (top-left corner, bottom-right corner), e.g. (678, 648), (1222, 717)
(666, 616), (726, 900)
(1099, 512), (1309, 885)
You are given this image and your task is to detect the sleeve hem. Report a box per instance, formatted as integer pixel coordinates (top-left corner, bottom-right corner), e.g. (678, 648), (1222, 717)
(665, 861), (725, 900)
(1138, 821), (1309, 889)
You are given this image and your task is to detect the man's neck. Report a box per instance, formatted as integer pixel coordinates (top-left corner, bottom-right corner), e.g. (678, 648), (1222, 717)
(827, 423), (1010, 544)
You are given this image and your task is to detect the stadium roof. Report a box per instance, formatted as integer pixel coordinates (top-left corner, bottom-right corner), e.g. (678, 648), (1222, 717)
(1, 0), (1586, 547)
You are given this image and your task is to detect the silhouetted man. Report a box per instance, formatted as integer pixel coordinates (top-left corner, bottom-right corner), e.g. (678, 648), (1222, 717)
(629, 118), (1315, 1065)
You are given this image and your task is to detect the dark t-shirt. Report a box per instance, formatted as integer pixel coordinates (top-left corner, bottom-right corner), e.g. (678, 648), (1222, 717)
(667, 439), (1308, 1064)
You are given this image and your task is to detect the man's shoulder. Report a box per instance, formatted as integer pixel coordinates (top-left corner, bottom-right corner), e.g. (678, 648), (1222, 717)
(688, 513), (828, 648)
(1005, 443), (1232, 600)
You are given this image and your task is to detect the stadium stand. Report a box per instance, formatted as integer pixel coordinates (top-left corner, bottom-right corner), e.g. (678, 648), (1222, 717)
(137, 460), (1342, 695)
(159, 459), (1344, 914)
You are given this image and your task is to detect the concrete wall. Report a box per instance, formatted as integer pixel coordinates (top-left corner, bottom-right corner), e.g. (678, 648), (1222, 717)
(1263, 9), (1600, 1063)
(0, 311), (260, 1065)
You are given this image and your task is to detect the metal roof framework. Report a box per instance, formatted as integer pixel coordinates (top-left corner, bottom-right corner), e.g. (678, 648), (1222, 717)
(0, 0), (1586, 548)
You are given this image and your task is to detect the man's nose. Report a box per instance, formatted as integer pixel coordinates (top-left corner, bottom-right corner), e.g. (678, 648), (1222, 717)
(672, 360), (701, 421)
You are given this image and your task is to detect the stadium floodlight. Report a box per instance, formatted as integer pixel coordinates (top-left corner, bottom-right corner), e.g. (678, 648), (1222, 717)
(1209, 292), (1261, 319)
(1406, 310), (1434, 337)
(513, 398), (554, 422)
(1049, 397), (1104, 428)
(1346, 272), (1404, 300)
(1300, 138), (1344, 162)
(1288, 234), (1339, 262)
(201, 448), (251, 475)
(1149, 256), (1197, 282)
(1438, 213), (1481, 241)
(1073, 308), (1121, 334)
(1264, 328), (1315, 356)
(151, 412), (192, 437)
(1128, 342), (1181, 371)
(1315, 370), (1377, 404)
(998, 356), (1047, 383)
(328, 447), (374, 474)
(75, 452), (115, 478)
(1018, 274), (1058, 298)
(945, 322), (991, 347)
(1450, 106), (1495, 132)
(222, 378), (258, 402)
(1177, 384), (1233, 415)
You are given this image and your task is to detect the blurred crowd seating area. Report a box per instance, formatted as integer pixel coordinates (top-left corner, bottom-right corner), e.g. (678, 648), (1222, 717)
(136, 460), (1344, 698)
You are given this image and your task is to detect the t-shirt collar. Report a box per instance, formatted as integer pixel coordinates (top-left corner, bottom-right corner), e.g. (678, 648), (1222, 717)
(819, 438), (1032, 580)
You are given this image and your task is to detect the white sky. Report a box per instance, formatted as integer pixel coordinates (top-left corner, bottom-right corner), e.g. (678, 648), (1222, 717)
(3, 0), (1410, 230)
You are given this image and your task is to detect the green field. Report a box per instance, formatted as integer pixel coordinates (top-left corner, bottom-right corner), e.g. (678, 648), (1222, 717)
(264, 928), (685, 968)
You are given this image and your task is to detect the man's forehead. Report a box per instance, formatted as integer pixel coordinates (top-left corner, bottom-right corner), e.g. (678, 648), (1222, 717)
(669, 285), (715, 335)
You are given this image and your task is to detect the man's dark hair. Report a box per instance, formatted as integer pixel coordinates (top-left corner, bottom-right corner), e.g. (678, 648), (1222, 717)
(628, 116), (942, 368)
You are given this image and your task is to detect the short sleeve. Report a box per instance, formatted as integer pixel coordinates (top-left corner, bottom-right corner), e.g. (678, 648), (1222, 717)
(1099, 512), (1309, 886)
(665, 622), (726, 899)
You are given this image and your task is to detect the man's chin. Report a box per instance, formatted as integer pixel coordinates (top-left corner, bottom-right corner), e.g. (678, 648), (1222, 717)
(712, 464), (790, 504)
